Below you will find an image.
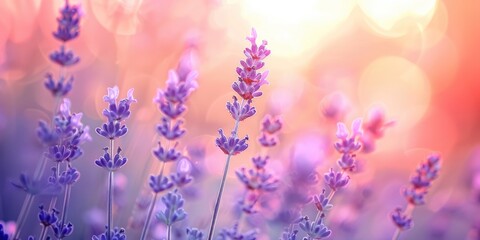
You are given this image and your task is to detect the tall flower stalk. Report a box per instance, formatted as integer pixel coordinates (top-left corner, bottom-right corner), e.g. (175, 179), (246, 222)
(207, 28), (271, 240)
(287, 119), (362, 240)
(139, 52), (198, 240)
(391, 154), (441, 240)
(11, 1), (83, 239)
(235, 115), (281, 225)
(95, 86), (136, 239)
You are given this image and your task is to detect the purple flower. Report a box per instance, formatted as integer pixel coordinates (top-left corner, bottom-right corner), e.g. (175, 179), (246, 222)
(0, 224), (8, 240)
(102, 87), (136, 122)
(252, 155), (268, 169)
(215, 129), (249, 155)
(11, 173), (42, 195)
(52, 222), (74, 239)
(153, 142), (182, 162)
(186, 228), (204, 240)
(92, 227), (127, 240)
(58, 166), (80, 185)
(46, 145), (71, 163)
(154, 70), (197, 107)
(314, 189), (333, 212)
(232, 28), (270, 100)
(226, 96), (256, 121)
(44, 73), (73, 97)
(334, 118), (363, 154)
(171, 158), (193, 188)
(324, 168), (349, 191)
(53, 1), (81, 42)
(149, 174), (174, 193)
(95, 147), (128, 171)
(298, 215), (332, 239)
(235, 167), (278, 192)
(49, 45), (80, 67)
(281, 229), (299, 240)
(38, 205), (59, 227)
(337, 153), (356, 172)
(218, 223), (257, 240)
(156, 190), (187, 225)
(157, 117), (185, 140)
(391, 207), (413, 230)
(403, 188), (428, 205)
(37, 120), (59, 146)
(95, 121), (127, 140)
(258, 133), (278, 147)
(261, 115), (282, 134)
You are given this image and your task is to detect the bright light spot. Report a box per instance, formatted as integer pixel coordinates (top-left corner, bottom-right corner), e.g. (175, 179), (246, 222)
(90, 0), (142, 35)
(359, 0), (437, 37)
(241, 0), (355, 57)
(358, 56), (431, 129)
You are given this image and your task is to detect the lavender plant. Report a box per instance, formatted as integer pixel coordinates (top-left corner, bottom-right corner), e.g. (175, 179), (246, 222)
(208, 28), (271, 240)
(11, 2), (85, 239)
(391, 154), (442, 240)
(139, 51), (198, 240)
(94, 86), (136, 239)
(285, 118), (363, 239)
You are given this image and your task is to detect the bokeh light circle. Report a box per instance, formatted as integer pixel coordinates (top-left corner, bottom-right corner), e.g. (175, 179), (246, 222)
(359, 0), (437, 38)
(358, 56), (431, 129)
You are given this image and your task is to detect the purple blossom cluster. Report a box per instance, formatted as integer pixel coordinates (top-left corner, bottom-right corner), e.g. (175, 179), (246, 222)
(10, 2), (87, 239)
(1, 7), (452, 238)
(209, 29), (271, 240)
(139, 49), (198, 240)
(391, 154), (442, 239)
(94, 86), (136, 239)
(235, 115), (282, 215)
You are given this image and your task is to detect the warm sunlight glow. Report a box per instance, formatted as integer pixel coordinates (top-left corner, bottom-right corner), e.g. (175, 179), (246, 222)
(241, 0), (355, 57)
(359, 0), (437, 37)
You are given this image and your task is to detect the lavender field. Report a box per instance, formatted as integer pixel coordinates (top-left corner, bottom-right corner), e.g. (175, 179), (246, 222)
(0, 0), (479, 239)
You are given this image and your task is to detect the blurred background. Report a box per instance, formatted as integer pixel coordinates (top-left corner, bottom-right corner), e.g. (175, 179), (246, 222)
(0, 0), (479, 239)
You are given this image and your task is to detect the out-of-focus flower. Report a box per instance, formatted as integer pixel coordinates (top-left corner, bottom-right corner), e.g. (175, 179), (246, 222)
(391, 207), (413, 231)
(218, 223), (258, 240)
(324, 168), (350, 191)
(52, 222), (74, 239)
(92, 227), (127, 240)
(186, 228), (204, 240)
(53, 1), (81, 42)
(149, 175), (174, 193)
(49, 46), (80, 67)
(298, 215), (332, 239)
(157, 190), (187, 226)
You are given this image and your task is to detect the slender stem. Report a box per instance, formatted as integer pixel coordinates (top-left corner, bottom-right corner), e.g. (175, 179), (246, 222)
(207, 154), (233, 240)
(167, 225), (172, 240)
(314, 190), (336, 223)
(12, 193), (34, 239)
(207, 100), (245, 240)
(107, 140), (114, 240)
(392, 228), (401, 240)
(140, 193), (158, 240)
(60, 184), (72, 230)
(39, 225), (48, 240)
(140, 161), (166, 240)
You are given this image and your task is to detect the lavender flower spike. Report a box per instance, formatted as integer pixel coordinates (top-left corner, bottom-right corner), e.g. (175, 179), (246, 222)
(391, 154), (442, 240)
(208, 29), (270, 240)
